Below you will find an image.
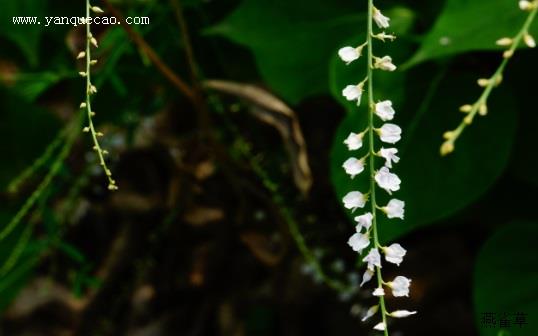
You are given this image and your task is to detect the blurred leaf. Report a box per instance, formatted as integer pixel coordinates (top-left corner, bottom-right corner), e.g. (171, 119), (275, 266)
(0, 0), (46, 66)
(0, 87), (61, 190)
(474, 221), (538, 336)
(208, 0), (414, 103)
(12, 72), (71, 102)
(405, 0), (538, 67)
(330, 71), (517, 242)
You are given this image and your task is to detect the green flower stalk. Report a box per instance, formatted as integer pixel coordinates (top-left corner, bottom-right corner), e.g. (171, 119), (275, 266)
(80, 0), (117, 190)
(441, 0), (538, 156)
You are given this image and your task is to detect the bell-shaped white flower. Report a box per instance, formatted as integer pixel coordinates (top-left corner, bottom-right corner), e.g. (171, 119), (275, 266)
(344, 132), (364, 151)
(343, 191), (367, 211)
(378, 147), (400, 168)
(383, 199), (405, 219)
(373, 8), (390, 28)
(363, 248), (381, 271)
(354, 212), (373, 231)
(374, 55), (397, 71)
(338, 46), (362, 64)
(375, 100), (395, 121)
(378, 123), (402, 144)
(388, 276), (411, 297)
(348, 232), (370, 253)
(360, 269), (374, 287)
(390, 310), (417, 318)
(372, 287), (385, 296)
(343, 157), (365, 178)
(375, 167), (401, 194)
(383, 243), (407, 266)
(362, 305), (379, 322)
(373, 322), (386, 331)
(342, 82), (365, 105)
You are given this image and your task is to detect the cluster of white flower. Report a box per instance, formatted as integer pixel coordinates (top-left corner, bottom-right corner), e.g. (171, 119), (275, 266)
(337, 3), (415, 333)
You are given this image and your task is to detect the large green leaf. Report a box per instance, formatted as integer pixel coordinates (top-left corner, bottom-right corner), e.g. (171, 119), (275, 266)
(405, 0), (538, 67)
(208, 0), (414, 104)
(330, 70), (517, 242)
(474, 221), (538, 336)
(0, 0), (46, 66)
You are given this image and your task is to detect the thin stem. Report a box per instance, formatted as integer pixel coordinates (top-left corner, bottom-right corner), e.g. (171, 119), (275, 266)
(367, 0), (389, 334)
(442, 5), (538, 155)
(84, 0), (117, 190)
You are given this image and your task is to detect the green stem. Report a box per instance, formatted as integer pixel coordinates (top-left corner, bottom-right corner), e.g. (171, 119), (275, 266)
(84, 0), (117, 190)
(443, 5), (538, 153)
(367, 0), (389, 334)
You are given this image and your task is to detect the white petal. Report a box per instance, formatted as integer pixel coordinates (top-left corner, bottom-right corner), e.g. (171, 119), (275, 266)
(372, 287), (385, 296)
(390, 310), (417, 318)
(373, 8), (390, 28)
(363, 248), (382, 271)
(378, 123), (402, 144)
(354, 212), (373, 231)
(383, 243), (407, 266)
(360, 269), (374, 287)
(362, 305), (379, 322)
(343, 191), (367, 211)
(375, 100), (395, 121)
(344, 132), (363, 151)
(379, 147), (400, 168)
(342, 85), (362, 101)
(389, 276), (411, 297)
(338, 46), (360, 64)
(383, 199), (405, 219)
(375, 167), (401, 194)
(347, 232), (370, 253)
(343, 157), (365, 178)
(373, 322), (386, 331)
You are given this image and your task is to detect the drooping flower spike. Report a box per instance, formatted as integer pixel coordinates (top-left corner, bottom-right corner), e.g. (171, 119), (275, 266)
(338, 1), (415, 333)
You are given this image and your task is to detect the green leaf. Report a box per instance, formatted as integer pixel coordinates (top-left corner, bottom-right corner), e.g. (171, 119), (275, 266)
(0, 87), (61, 190)
(0, 0), (46, 66)
(405, 0), (538, 68)
(474, 221), (538, 336)
(11, 72), (71, 102)
(330, 70), (517, 242)
(208, 0), (415, 103)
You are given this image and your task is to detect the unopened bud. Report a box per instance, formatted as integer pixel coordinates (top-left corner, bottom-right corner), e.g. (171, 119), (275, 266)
(479, 104), (488, 116)
(459, 104), (473, 113)
(77, 51), (86, 59)
(91, 6), (104, 13)
(496, 37), (513, 46)
(440, 142), (455, 156)
(524, 33), (536, 48)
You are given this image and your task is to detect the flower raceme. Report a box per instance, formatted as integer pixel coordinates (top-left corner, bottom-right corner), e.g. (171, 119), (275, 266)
(338, 2), (415, 333)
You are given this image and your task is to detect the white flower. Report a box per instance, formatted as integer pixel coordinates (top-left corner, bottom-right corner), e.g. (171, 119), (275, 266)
(373, 322), (386, 331)
(383, 243), (407, 266)
(383, 199), (405, 219)
(344, 132), (364, 150)
(375, 100), (395, 121)
(362, 305), (379, 322)
(378, 123), (402, 144)
(347, 232), (370, 253)
(379, 147), (400, 168)
(375, 167), (401, 194)
(338, 46), (361, 64)
(363, 248), (381, 271)
(360, 269), (374, 287)
(343, 157), (365, 178)
(524, 33), (536, 48)
(373, 8), (390, 28)
(372, 287), (385, 296)
(374, 55), (397, 71)
(390, 310), (417, 318)
(342, 82), (364, 104)
(343, 191), (367, 211)
(388, 276), (411, 297)
(354, 212), (373, 231)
